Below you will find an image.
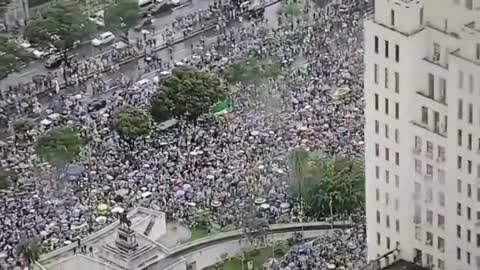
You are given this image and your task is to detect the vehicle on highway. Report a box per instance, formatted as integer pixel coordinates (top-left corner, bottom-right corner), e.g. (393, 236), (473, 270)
(91, 32), (115, 47)
(44, 54), (75, 69)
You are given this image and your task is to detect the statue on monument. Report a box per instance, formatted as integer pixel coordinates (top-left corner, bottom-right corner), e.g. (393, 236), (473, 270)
(119, 212), (132, 228)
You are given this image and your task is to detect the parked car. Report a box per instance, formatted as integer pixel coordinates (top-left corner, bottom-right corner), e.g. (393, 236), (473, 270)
(44, 54), (75, 69)
(91, 32), (115, 46)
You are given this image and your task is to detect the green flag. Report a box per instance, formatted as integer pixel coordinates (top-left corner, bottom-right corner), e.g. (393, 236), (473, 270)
(211, 99), (232, 114)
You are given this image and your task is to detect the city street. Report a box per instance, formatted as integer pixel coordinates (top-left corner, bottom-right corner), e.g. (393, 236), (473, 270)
(0, 0), (212, 88)
(33, 2), (282, 111)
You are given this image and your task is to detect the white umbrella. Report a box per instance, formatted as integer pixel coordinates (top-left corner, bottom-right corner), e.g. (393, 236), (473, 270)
(141, 29), (150, 34)
(95, 216), (106, 224)
(260, 203), (270, 210)
(211, 200), (221, 207)
(176, 190), (185, 196)
(182, 183), (192, 190)
(111, 206), (124, 214)
(280, 202), (290, 209)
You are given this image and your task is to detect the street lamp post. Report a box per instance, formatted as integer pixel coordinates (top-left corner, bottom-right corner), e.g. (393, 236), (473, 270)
(329, 198), (333, 229)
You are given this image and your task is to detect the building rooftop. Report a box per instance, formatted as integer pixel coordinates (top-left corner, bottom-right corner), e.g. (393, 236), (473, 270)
(383, 260), (432, 270)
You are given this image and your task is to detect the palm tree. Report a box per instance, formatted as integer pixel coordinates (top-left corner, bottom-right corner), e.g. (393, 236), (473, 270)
(17, 239), (41, 267)
(297, 156), (365, 219)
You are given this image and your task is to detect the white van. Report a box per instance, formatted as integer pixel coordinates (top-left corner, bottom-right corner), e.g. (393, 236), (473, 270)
(91, 32), (115, 46)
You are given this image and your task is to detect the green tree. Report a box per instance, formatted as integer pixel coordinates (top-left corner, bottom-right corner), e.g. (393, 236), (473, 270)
(24, 0), (94, 50)
(281, 0), (302, 17)
(225, 59), (281, 87)
(0, 171), (12, 190)
(113, 106), (151, 138)
(14, 119), (35, 134)
(291, 156), (365, 219)
(35, 128), (83, 168)
(17, 239), (41, 266)
(0, 38), (33, 78)
(105, 0), (140, 30)
(150, 67), (227, 122)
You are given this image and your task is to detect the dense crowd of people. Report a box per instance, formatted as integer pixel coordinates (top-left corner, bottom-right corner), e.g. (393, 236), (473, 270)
(0, 0), (370, 268)
(271, 214), (366, 270)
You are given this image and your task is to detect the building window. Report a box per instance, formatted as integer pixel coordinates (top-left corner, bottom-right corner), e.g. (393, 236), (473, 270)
(394, 129), (399, 143)
(395, 175), (399, 188)
(457, 247), (461, 260)
(385, 170), (390, 183)
(438, 259), (444, 270)
(433, 43), (441, 61)
(412, 161), (421, 176)
(420, 8), (424, 25)
(421, 106), (428, 124)
(386, 215), (390, 227)
(469, 75), (474, 92)
(385, 40), (389, 58)
(395, 45), (399, 62)
(395, 152), (399, 165)
(476, 43), (480, 60)
(438, 191), (445, 207)
(386, 237), (391, 249)
(390, 9), (395, 26)
(414, 136), (422, 150)
(457, 179), (462, 193)
(377, 232), (381, 245)
(374, 94), (379, 110)
(394, 72), (399, 93)
(467, 229), (472, 242)
(375, 143), (380, 157)
(376, 211), (381, 223)
(438, 145), (445, 161)
(467, 252), (471, 265)
(458, 99), (463, 120)
(384, 68), (389, 88)
(375, 166), (380, 179)
(375, 120), (379, 134)
(477, 233), (480, 247)
(468, 133), (472, 150)
(374, 64), (378, 84)
(438, 237), (445, 252)
(457, 202), (462, 216)
(426, 140), (433, 156)
(428, 73), (435, 97)
(385, 147), (390, 161)
(459, 70), (464, 89)
(457, 224), (462, 238)
(467, 184), (472, 198)
(466, 0), (473, 10)
(426, 210), (433, 224)
(376, 188), (380, 201)
(438, 214), (445, 229)
(395, 103), (399, 119)
(467, 206), (471, 220)
(385, 124), (389, 138)
(458, 129), (463, 146)
(395, 219), (400, 232)
(374, 36), (379, 54)
(439, 78), (446, 103)
(385, 98), (389, 114)
(457, 155), (462, 169)
(426, 232), (433, 245)
(468, 103), (473, 124)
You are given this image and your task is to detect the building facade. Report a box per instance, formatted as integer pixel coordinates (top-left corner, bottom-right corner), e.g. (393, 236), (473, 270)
(0, 0), (29, 31)
(364, 1), (480, 270)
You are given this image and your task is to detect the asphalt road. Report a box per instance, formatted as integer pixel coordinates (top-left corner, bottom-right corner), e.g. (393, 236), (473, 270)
(0, 0), (213, 88)
(36, 2), (282, 108)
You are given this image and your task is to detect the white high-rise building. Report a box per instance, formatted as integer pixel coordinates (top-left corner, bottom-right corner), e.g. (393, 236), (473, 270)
(364, 0), (480, 270)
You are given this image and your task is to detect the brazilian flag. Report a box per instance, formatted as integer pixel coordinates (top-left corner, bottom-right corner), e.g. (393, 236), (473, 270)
(211, 99), (232, 116)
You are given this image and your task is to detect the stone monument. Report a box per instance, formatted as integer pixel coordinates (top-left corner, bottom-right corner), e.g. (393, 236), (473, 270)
(115, 212), (139, 253)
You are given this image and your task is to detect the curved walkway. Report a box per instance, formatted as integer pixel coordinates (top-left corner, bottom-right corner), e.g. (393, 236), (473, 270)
(37, 221), (351, 270)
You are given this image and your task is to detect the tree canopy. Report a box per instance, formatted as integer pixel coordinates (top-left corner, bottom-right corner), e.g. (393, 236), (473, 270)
(35, 128), (83, 168)
(225, 59), (281, 86)
(105, 0), (140, 30)
(150, 67), (228, 122)
(113, 106), (151, 138)
(290, 154), (365, 219)
(17, 239), (41, 266)
(0, 38), (33, 79)
(24, 0), (94, 50)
